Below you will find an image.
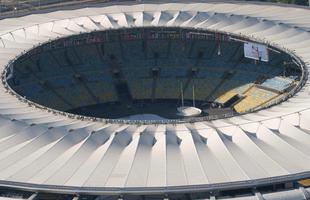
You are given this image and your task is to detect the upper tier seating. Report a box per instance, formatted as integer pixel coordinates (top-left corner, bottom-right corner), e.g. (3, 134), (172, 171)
(260, 76), (295, 93)
(127, 78), (153, 99)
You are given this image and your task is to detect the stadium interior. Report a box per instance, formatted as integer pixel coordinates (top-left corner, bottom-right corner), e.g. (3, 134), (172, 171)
(6, 27), (302, 120)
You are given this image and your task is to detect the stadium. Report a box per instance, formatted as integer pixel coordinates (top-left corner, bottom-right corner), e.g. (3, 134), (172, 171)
(0, 0), (309, 199)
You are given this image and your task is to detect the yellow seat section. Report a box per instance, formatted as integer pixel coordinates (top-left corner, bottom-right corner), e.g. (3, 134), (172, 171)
(234, 86), (278, 113)
(216, 90), (238, 104)
(298, 179), (310, 187)
(215, 83), (254, 104)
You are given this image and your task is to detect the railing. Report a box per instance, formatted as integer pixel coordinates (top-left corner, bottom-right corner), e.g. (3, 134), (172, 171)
(0, 170), (309, 194)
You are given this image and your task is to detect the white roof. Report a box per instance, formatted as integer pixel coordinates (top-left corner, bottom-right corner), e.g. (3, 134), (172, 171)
(0, 0), (308, 194)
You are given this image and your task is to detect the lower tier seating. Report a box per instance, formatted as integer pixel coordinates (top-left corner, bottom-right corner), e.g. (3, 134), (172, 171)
(234, 86), (279, 113)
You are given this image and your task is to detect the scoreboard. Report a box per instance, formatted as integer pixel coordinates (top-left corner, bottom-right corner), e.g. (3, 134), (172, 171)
(244, 42), (269, 62)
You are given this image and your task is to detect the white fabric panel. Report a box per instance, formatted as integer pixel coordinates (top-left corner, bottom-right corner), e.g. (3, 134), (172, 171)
(130, 12), (144, 27)
(147, 125), (166, 187)
(278, 121), (310, 154)
(46, 132), (108, 185)
(182, 12), (210, 27)
(166, 125), (187, 186)
(43, 139), (88, 185)
(30, 130), (89, 184)
(176, 125), (207, 185)
(105, 132), (140, 187)
(65, 132), (113, 187)
(207, 128), (249, 181)
(0, 137), (58, 180)
(83, 125), (130, 187)
(66, 20), (86, 33)
(125, 128), (155, 187)
(0, 120), (28, 140)
(219, 128), (270, 179)
(191, 127), (228, 183)
(72, 17), (99, 31)
(234, 127), (288, 176)
(256, 125), (310, 172)
(90, 15), (113, 29)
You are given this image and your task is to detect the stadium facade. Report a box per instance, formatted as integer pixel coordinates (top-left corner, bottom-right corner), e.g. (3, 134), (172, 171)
(0, 0), (309, 199)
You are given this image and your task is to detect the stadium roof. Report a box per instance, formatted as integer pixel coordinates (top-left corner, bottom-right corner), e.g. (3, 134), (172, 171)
(0, 0), (309, 194)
